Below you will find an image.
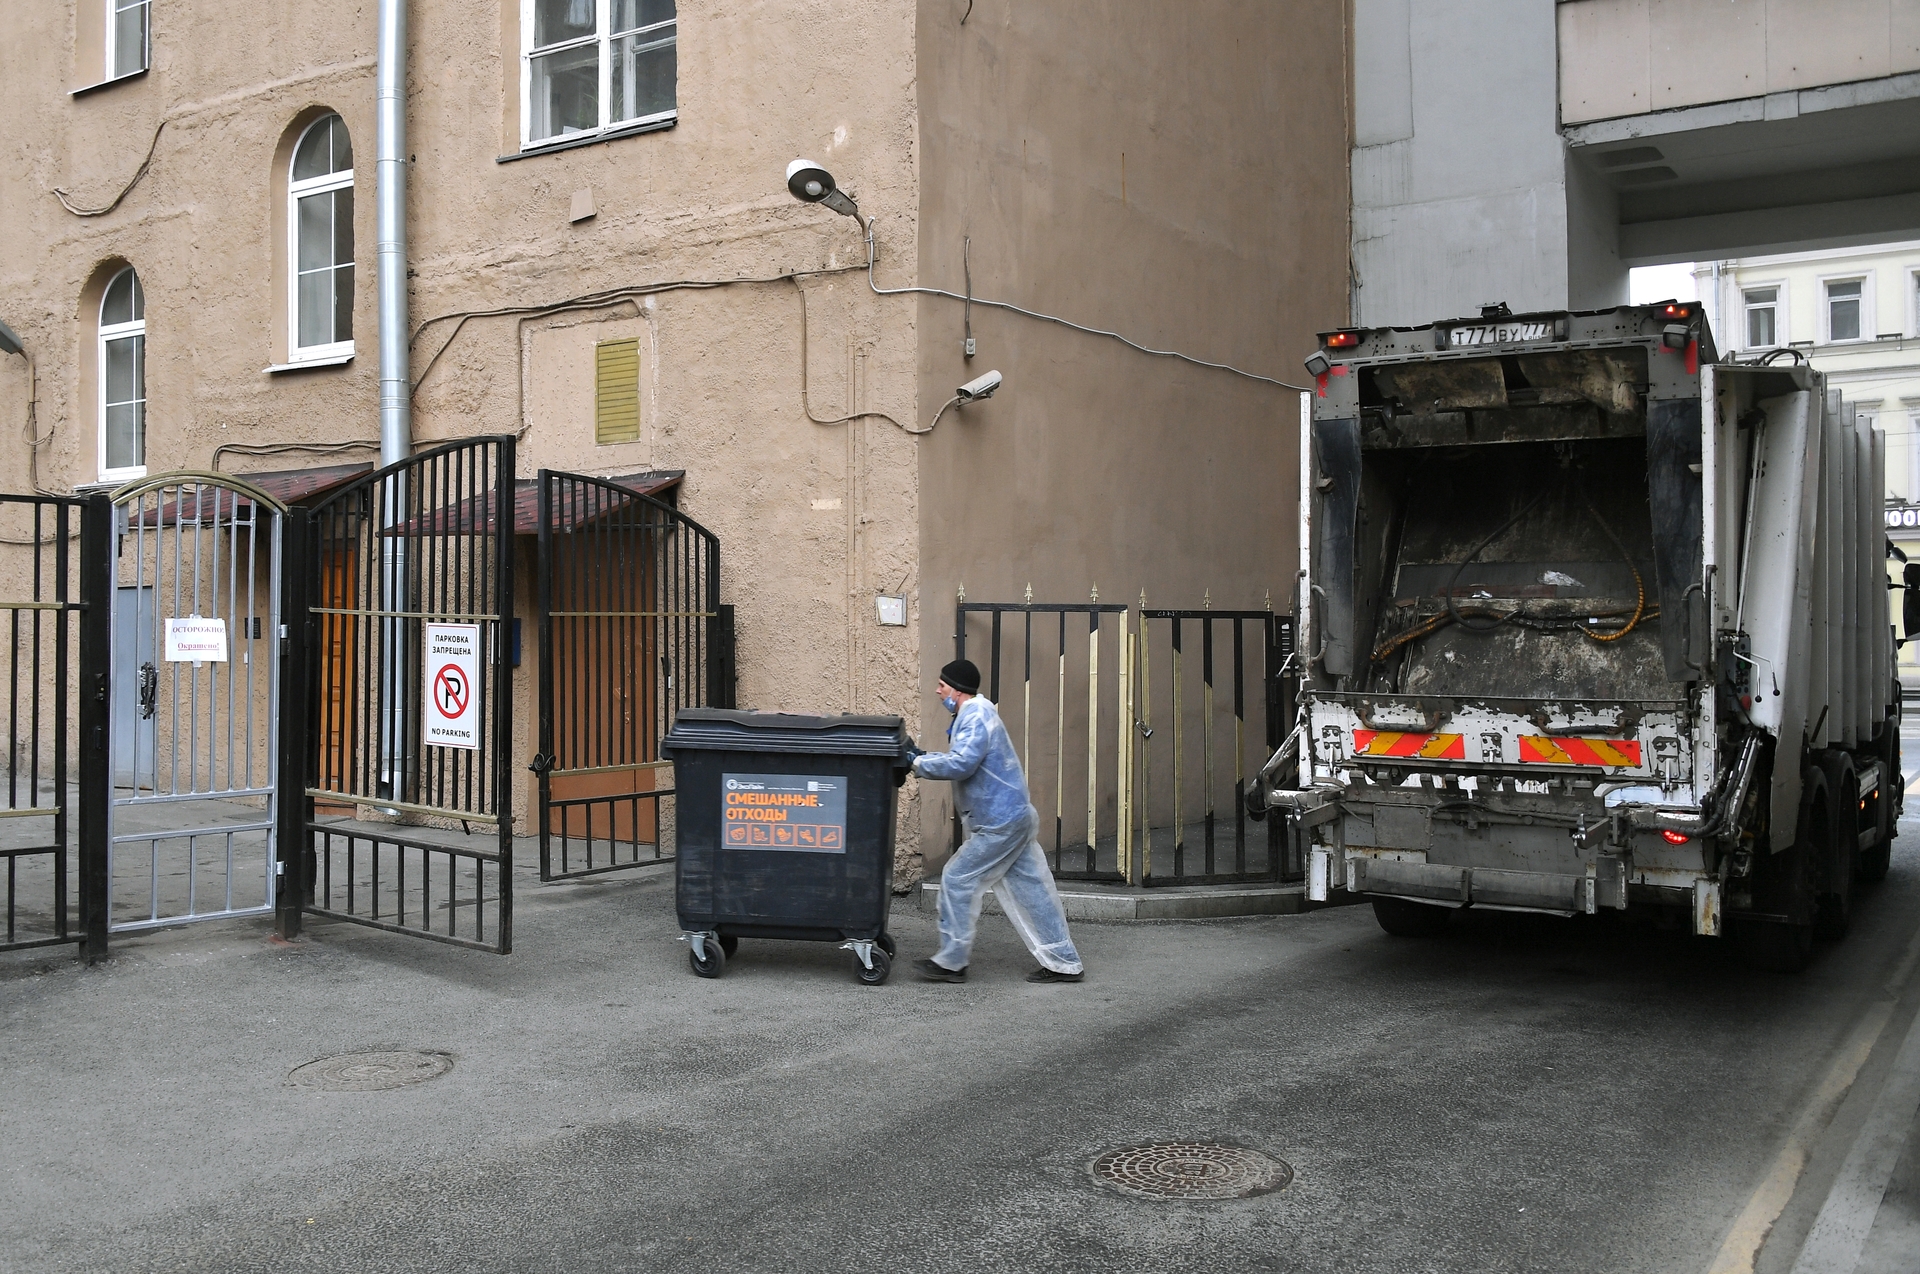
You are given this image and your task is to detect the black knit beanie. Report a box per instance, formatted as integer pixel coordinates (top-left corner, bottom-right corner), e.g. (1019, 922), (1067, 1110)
(939, 659), (981, 695)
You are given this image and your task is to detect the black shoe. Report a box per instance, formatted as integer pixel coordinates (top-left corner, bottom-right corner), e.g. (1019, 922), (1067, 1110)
(1025, 967), (1084, 983)
(914, 957), (967, 983)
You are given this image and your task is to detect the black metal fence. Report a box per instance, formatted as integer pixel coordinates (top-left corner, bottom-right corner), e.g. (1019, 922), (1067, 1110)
(953, 593), (1303, 887)
(1136, 607), (1300, 884)
(956, 596), (1131, 882)
(293, 437), (517, 953)
(533, 470), (728, 881)
(0, 496), (85, 954)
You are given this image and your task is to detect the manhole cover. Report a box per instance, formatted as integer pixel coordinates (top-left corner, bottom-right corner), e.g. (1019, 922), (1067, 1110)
(1090, 1141), (1292, 1200)
(289, 1050), (452, 1092)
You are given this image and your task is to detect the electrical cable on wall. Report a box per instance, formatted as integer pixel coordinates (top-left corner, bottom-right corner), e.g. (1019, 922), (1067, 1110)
(53, 120), (168, 217)
(860, 218), (1312, 392)
(212, 439), (380, 472)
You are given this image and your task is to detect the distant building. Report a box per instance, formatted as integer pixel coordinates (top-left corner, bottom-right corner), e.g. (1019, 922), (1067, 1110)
(1693, 243), (1920, 683)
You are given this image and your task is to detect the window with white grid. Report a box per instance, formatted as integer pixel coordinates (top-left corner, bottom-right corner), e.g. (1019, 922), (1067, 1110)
(522, 0), (676, 150)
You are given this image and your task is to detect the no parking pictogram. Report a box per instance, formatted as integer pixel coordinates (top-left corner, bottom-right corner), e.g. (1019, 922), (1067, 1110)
(423, 622), (481, 750)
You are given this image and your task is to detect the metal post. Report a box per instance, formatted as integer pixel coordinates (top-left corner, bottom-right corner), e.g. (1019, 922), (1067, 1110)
(276, 509), (310, 939)
(494, 438), (516, 954)
(1085, 602), (1099, 874)
(76, 494), (111, 964)
(1117, 611), (1133, 884)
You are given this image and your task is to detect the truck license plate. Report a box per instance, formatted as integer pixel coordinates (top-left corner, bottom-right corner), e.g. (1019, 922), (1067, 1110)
(1447, 321), (1553, 347)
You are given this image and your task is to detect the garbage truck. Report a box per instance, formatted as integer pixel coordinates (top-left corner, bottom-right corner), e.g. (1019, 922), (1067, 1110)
(1263, 301), (1901, 969)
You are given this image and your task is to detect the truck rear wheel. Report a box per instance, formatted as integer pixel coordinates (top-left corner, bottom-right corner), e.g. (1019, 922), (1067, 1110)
(1736, 764), (1821, 973)
(1735, 920), (1814, 973)
(1371, 897), (1453, 938)
(1860, 722), (1898, 884)
(1814, 755), (1855, 942)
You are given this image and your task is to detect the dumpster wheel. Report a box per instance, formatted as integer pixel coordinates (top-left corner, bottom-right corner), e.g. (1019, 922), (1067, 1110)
(689, 936), (726, 979)
(857, 948), (893, 985)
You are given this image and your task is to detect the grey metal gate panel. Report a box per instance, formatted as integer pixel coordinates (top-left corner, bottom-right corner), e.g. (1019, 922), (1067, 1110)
(104, 475), (284, 933)
(297, 437), (515, 954)
(533, 470), (724, 882)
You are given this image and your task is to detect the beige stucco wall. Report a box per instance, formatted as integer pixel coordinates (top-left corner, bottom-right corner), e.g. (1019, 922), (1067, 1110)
(3, 0), (1348, 879)
(1559, 0), (1920, 125)
(909, 1), (1350, 863)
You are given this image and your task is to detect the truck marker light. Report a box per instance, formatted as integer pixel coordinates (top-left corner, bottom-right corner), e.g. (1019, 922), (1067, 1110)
(1661, 829), (1690, 845)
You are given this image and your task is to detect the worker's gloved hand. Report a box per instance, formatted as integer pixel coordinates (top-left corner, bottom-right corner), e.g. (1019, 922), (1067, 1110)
(904, 744), (926, 771)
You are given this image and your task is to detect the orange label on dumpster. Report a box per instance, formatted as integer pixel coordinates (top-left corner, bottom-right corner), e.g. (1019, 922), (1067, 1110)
(722, 773), (847, 854)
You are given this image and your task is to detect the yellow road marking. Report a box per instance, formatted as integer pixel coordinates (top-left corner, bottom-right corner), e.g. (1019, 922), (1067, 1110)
(1704, 926), (1920, 1273)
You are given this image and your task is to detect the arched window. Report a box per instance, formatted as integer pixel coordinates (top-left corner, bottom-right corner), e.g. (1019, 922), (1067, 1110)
(98, 267), (146, 481)
(289, 113), (354, 360)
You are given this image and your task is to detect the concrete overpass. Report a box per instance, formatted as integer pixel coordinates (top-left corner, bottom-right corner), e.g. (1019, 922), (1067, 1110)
(1350, 0), (1920, 326)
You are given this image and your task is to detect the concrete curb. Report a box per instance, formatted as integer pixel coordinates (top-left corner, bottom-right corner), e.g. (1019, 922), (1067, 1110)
(916, 878), (1355, 920)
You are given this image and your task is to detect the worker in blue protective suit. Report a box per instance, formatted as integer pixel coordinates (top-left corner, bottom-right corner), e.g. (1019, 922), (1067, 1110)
(907, 658), (1085, 984)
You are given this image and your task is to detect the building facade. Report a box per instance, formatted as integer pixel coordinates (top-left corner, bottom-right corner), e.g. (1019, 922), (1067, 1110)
(1692, 241), (1920, 681)
(0, 1), (1349, 881)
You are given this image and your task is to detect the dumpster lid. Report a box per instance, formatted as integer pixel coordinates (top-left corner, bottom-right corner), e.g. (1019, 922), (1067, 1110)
(662, 708), (911, 758)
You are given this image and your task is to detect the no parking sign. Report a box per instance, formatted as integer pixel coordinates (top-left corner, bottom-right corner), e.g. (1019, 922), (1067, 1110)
(424, 623), (481, 750)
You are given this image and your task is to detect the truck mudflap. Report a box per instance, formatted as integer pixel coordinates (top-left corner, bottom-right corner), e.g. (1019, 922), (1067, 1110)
(1305, 693), (1691, 786)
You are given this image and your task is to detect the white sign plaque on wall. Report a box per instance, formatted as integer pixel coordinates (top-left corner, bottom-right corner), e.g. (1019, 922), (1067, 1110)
(163, 617), (228, 663)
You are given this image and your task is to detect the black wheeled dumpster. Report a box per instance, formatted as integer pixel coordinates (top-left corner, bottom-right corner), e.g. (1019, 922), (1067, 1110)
(661, 709), (914, 984)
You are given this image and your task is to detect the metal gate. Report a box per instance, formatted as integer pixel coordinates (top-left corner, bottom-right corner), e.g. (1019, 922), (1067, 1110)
(292, 438), (515, 953)
(533, 470), (728, 881)
(955, 593), (1132, 882)
(104, 475), (284, 933)
(0, 496), (86, 953)
(1135, 606), (1297, 884)
(955, 592), (1304, 887)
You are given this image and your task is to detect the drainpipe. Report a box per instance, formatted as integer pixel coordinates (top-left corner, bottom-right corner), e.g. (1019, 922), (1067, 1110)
(376, 0), (410, 465)
(375, 0), (411, 805)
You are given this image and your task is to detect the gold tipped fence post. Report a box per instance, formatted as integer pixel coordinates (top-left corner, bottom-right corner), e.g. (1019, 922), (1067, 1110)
(1139, 590), (1152, 883)
(1086, 585), (1100, 875)
(1118, 604), (1134, 883)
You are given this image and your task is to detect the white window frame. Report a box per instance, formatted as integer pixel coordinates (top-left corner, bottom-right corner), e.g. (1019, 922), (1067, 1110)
(1740, 280), (1786, 350)
(288, 116), (355, 363)
(97, 269), (146, 485)
(105, 0), (150, 80)
(1819, 272), (1873, 345)
(518, 0), (677, 153)
(1907, 267), (1920, 339)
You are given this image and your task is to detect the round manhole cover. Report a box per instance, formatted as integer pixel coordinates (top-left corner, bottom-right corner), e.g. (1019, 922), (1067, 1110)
(1090, 1141), (1292, 1200)
(289, 1050), (452, 1092)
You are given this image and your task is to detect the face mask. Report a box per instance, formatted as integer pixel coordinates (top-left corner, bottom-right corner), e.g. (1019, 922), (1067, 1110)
(942, 694), (959, 715)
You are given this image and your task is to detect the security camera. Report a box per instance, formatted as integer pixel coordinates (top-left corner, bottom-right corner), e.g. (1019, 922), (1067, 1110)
(785, 158), (860, 219)
(0, 317), (23, 358)
(956, 370), (1002, 402)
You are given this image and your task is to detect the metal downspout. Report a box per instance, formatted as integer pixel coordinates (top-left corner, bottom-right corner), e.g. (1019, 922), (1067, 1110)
(377, 0), (410, 464)
(376, 0), (411, 803)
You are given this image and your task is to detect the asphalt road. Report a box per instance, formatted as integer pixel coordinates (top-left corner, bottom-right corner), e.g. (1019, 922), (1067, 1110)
(4, 804), (1920, 1272)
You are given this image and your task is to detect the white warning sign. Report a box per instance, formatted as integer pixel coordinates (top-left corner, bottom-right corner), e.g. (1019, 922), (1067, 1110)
(164, 617), (228, 663)
(423, 622), (481, 750)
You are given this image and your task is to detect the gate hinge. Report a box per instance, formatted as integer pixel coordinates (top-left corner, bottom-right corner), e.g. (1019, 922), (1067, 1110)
(528, 753), (556, 775)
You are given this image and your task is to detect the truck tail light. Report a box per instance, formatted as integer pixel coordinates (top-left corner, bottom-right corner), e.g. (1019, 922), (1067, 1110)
(1661, 829), (1691, 845)
(1324, 330), (1362, 349)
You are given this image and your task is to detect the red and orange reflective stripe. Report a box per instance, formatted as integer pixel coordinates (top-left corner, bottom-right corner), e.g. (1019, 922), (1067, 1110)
(1351, 729), (1464, 760)
(1517, 736), (1642, 767)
